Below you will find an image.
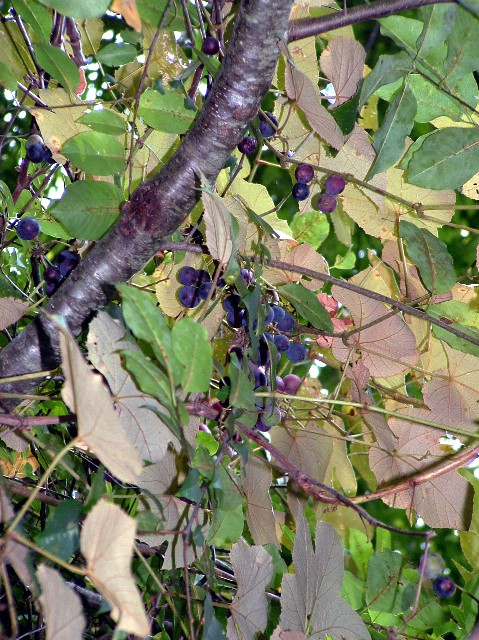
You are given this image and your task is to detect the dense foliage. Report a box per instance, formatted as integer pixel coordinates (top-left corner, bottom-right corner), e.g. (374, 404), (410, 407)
(1, 0), (479, 638)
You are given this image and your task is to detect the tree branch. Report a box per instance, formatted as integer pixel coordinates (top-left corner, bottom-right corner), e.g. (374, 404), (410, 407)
(0, 0), (293, 413)
(288, 0), (455, 42)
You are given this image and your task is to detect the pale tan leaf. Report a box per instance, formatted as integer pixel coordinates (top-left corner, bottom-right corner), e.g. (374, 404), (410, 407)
(424, 345), (479, 431)
(81, 501), (149, 636)
(226, 540), (273, 640)
(331, 287), (418, 377)
(87, 312), (179, 462)
(37, 565), (85, 640)
(262, 240), (328, 288)
(320, 36), (366, 108)
(343, 184), (395, 240)
(58, 320), (142, 484)
(285, 62), (345, 150)
(462, 171), (479, 201)
(350, 262), (400, 299)
(243, 456), (278, 548)
(111, 0), (141, 31)
(280, 509), (370, 639)
(381, 240), (430, 301)
(137, 452), (209, 569)
(203, 191), (234, 265)
(271, 628), (308, 640)
(31, 89), (90, 160)
(370, 408), (473, 529)
(0, 298), (29, 330)
(0, 488), (35, 592)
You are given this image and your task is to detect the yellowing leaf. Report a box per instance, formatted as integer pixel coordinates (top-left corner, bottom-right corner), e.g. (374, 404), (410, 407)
(0, 450), (39, 477)
(87, 312), (180, 462)
(0, 298), (29, 330)
(226, 540), (273, 640)
(280, 508), (370, 639)
(81, 501), (149, 637)
(243, 456), (278, 548)
(262, 240), (328, 288)
(111, 0), (141, 31)
(203, 191), (235, 264)
(38, 565), (86, 640)
(331, 287), (419, 377)
(58, 319), (143, 484)
(320, 36), (366, 108)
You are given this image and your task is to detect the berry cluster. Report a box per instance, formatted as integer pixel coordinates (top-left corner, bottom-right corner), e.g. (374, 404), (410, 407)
(177, 266), (224, 308)
(313, 174), (346, 214)
(44, 250), (80, 296)
(418, 553), (456, 599)
(292, 163), (314, 202)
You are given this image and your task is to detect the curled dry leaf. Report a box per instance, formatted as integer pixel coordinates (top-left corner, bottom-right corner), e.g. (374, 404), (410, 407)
(81, 501), (150, 637)
(226, 539), (273, 640)
(38, 565), (85, 640)
(320, 36), (366, 108)
(331, 286), (418, 378)
(58, 318), (143, 484)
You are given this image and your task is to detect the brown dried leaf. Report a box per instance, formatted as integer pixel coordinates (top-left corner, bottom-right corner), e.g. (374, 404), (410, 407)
(370, 408), (473, 529)
(331, 287), (418, 377)
(137, 452), (209, 569)
(87, 312), (179, 462)
(262, 241), (328, 288)
(243, 456), (278, 548)
(285, 62), (345, 150)
(0, 298), (29, 330)
(111, 0), (141, 31)
(320, 36), (366, 108)
(226, 540), (273, 640)
(0, 488), (35, 592)
(59, 320), (143, 484)
(37, 565), (85, 640)
(81, 501), (149, 637)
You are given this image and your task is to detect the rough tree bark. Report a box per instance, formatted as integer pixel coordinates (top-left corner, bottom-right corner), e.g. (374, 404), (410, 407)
(0, 0), (293, 409)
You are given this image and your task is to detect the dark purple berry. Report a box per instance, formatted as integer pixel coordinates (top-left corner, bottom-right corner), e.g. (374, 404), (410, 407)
(178, 266), (199, 286)
(283, 373), (302, 395)
(226, 309), (245, 328)
(202, 36), (220, 55)
(223, 294), (242, 312)
(274, 334), (290, 353)
(178, 285), (201, 308)
(16, 217), (41, 240)
(26, 134), (52, 163)
(433, 576), (456, 599)
(295, 163), (314, 184)
(325, 174), (346, 195)
(264, 332), (273, 342)
(258, 112), (278, 138)
(56, 250), (79, 277)
(197, 269), (211, 285)
(276, 376), (285, 392)
(263, 305), (274, 325)
(271, 305), (285, 323)
(418, 553), (445, 579)
(44, 266), (62, 283)
(240, 268), (254, 285)
(255, 416), (272, 432)
(198, 282), (215, 300)
(276, 312), (295, 333)
(262, 406), (282, 427)
(254, 371), (268, 389)
(45, 281), (58, 296)
(229, 346), (243, 362)
(217, 277), (226, 288)
(286, 342), (308, 363)
(314, 193), (337, 214)
(238, 137), (258, 155)
(292, 182), (310, 201)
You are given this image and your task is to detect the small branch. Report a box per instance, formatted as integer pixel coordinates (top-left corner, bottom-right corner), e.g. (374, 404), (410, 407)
(0, 413), (75, 430)
(3, 478), (61, 507)
(288, 0), (454, 42)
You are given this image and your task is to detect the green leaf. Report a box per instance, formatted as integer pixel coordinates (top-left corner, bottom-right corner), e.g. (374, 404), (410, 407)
(289, 211), (329, 249)
(406, 73), (476, 123)
(118, 284), (180, 384)
(138, 89), (196, 134)
(121, 349), (175, 413)
(369, 82), (416, 178)
(278, 283), (334, 331)
(35, 500), (83, 561)
(443, 6), (479, 86)
(360, 52), (412, 107)
(61, 131), (126, 175)
(96, 42), (138, 67)
(12, 0), (52, 41)
(36, 0), (110, 19)
(78, 109), (126, 136)
(207, 503), (244, 547)
(406, 127), (479, 189)
(380, 16), (446, 71)
(171, 318), (212, 393)
(202, 594), (227, 640)
(0, 62), (17, 90)
(49, 181), (122, 240)
(228, 361), (255, 411)
(416, 4), (457, 58)
(431, 323), (479, 357)
(34, 42), (80, 93)
(0, 181), (14, 215)
(399, 220), (455, 294)
(366, 549), (413, 614)
(457, 0), (479, 15)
